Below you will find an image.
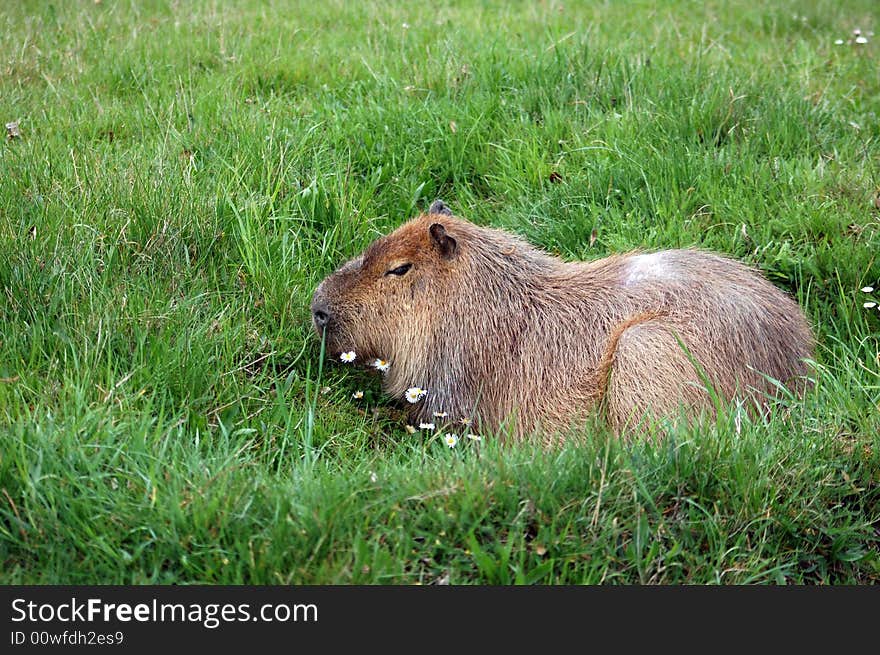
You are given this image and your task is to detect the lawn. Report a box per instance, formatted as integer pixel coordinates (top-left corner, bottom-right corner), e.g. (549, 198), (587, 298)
(1, 0), (878, 583)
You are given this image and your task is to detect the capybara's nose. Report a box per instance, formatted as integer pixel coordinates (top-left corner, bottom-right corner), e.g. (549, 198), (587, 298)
(312, 304), (331, 330)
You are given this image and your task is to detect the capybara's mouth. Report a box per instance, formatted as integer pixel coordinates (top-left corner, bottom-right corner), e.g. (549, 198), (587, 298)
(317, 334), (384, 370)
(315, 328), (341, 354)
(313, 327), (353, 362)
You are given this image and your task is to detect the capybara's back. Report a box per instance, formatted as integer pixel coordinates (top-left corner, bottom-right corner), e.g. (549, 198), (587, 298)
(311, 202), (814, 440)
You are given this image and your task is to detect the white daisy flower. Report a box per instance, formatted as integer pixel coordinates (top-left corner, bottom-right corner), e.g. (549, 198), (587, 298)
(418, 422), (435, 430)
(861, 286), (874, 293)
(340, 351), (356, 363)
(405, 387), (427, 403)
(404, 425), (417, 434)
(459, 417), (472, 426)
(855, 36), (868, 44)
(835, 39), (845, 45)
(352, 390), (364, 400)
(433, 411), (448, 418)
(369, 471), (378, 483)
(864, 302), (877, 309)
(466, 433), (482, 442)
(444, 434), (459, 448)
(372, 358), (391, 372)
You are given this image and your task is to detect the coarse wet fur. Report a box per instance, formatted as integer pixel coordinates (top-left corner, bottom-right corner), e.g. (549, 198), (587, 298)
(311, 201), (815, 441)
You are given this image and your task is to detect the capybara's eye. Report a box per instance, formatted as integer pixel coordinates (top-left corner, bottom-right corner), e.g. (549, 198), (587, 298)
(385, 263), (413, 277)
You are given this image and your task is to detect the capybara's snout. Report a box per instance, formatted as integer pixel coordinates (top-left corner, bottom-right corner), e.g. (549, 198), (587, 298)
(310, 283), (333, 335)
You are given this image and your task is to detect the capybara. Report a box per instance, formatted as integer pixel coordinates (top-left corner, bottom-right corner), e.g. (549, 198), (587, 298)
(311, 200), (814, 440)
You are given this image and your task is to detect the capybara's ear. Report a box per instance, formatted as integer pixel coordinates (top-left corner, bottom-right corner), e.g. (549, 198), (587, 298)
(428, 199), (453, 216)
(429, 223), (457, 259)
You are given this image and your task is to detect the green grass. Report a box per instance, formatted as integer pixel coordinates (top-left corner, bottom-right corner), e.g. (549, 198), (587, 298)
(1, 0), (878, 584)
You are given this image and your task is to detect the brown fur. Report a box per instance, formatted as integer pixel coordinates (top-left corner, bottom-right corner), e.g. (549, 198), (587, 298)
(311, 207), (814, 440)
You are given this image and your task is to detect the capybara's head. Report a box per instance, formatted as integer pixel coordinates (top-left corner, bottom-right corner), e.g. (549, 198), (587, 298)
(312, 200), (553, 427)
(310, 200), (462, 364)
